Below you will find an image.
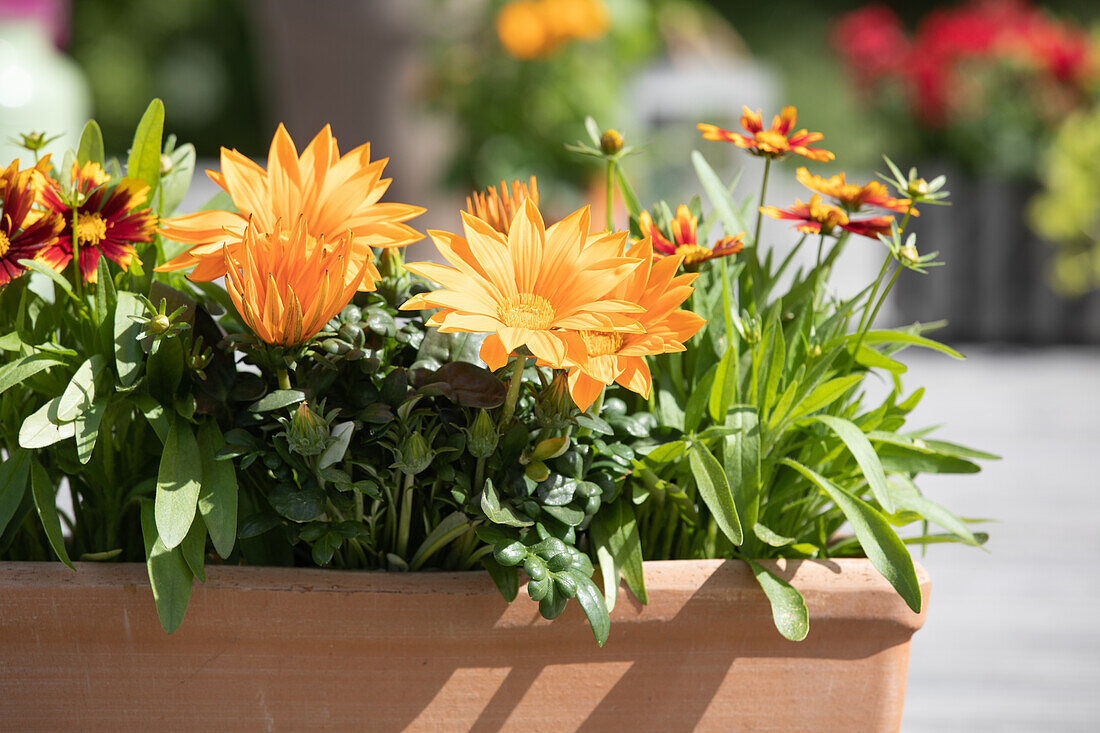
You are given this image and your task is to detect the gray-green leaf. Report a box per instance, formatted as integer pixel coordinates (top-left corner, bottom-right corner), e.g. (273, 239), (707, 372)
(155, 416), (203, 549)
(748, 560), (809, 641)
(30, 457), (73, 569)
(689, 442), (743, 545)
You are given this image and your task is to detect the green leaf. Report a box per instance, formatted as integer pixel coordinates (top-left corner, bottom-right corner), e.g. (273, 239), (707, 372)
(75, 397), (108, 464)
(590, 496), (647, 610)
(113, 291), (145, 387)
(19, 397), (75, 449)
(56, 354), (107, 422)
(691, 150), (750, 237)
(76, 119), (105, 166)
(268, 482), (324, 522)
(723, 406), (760, 533)
(572, 571), (611, 646)
(748, 560), (809, 641)
(0, 449), (32, 536)
(684, 361), (718, 433)
(853, 343), (907, 373)
(480, 479), (533, 527)
(780, 459), (922, 612)
(920, 439), (1001, 461)
(127, 98), (165, 191)
(584, 116), (602, 147)
(753, 522), (795, 547)
(410, 511), (470, 570)
(787, 375), (862, 422)
(614, 165), (642, 218)
(0, 352), (66, 397)
(689, 442), (743, 545)
(146, 336), (183, 404)
(482, 556), (518, 602)
(140, 500), (193, 633)
(889, 477), (980, 545)
(155, 416), (203, 549)
(196, 420), (238, 559)
(707, 347), (738, 423)
(812, 415), (894, 514)
(180, 512), (207, 582)
(761, 319), (786, 410)
(249, 389), (306, 412)
(30, 457), (73, 569)
(157, 142), (195, 216)
(17, 258), (78, 301)
(850, 330), (964, 360)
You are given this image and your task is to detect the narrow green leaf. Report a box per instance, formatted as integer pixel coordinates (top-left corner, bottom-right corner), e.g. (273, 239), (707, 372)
(30, 457), (73, 569)
(196, 420), (238, 558)
(590, 496), (647, 610)
(614, 165), (642, 219)
(748, 560), (809, 641)
(890, 477), (980, 545)
(921, 439), (1001, 461)
(850, 330), (964, 359)
(762, 319), (786, 410)
(113, 291), (145, 387)
(707, 347), (738, 423)
(572, 571), (611, 646)
(76, 119), (105, 166)
(56, 354), (107, 421)
(410, 511), (470, 570)
(0, 449), (32, 536)
(140, 500), (193, 633)
(19, 397), (75, 449)
(127, 98), (165, 190)
(684, 361), (718, 433)
(180, 512), (207, 582)
(787, 375), (862, 422)
(691, 150), (750, 237)
(813, 415), (894, 513)
(689, 442), (743, 545)
(853, 343), (907, 373)
(156, 416), (203, 549)
(16, 259), (77, 300)
(75, 397), (108, 464)
(780, 459), (922, 612)
(723, 406), (760, 533)
(0, 352), (66, 397)
(753, 522), (795, 547)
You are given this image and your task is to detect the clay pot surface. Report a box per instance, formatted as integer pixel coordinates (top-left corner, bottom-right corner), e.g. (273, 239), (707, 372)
(0, 558), (929, 731)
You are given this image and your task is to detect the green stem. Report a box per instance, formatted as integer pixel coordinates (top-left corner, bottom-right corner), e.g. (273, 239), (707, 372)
(720, 256), (736, 349)
(277, 367), (292, 391)
(396, 472), (415, 559)
(606, 160), (615, 232)
(752, 157), (772, 250)
(858, 253), (893, 336)
(498, 355), (527, 427)
(474, 457), (486, 493)
(855, 265), (902, 353)
(746, 157), (773, 315)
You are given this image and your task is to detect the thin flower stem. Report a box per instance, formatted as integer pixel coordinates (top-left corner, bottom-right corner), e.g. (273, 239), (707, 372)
(752, 157), (772, 250)
(605, 160), (615, 232)
(747, 157), (773, 315)
(276, 367), (292, 391)
(856, 264), (902, 352)
(720, 256), (736, 348)
(858, 253), (893, 336)
(499, 355), (527, 427)
(396, 472), (415, 558)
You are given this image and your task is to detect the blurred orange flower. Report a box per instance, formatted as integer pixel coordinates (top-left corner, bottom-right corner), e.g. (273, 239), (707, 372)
(0, 159), (64, 287)
(466, 177), (539, 235)
(560, 238), (705, 410)
(157, 125), (422, 290)
(699, 106), (834, 162)
(224, 218), (369, 347)
(761, 194), (893, 239)
(639, 206), (744, 267)
(400, 200), (643, 370)
(796, 167), (914, 214)
(39, 162), (155, 283)
(496, 0), (609, 60)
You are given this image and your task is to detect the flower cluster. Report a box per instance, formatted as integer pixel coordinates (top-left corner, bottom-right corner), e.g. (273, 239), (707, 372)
(0, 158), (64, 286)
(496, 0), (608, 60)
(699, 106), (834, 162)
(158, 125), (424, 345)
(400, 194), (703, 410)
(832, 0), (1096, 126)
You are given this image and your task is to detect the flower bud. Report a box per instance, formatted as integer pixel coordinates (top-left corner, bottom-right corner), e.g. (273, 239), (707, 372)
(397, 432), (434, 475)
(150, 314), (172, 335)
(908, 178), (929, 197)
(467, 409), (498, 459)
(808, 343), (822, 358)
(534, 371), (574, 430)
(600, 129), (624, 155)
(160, 154), (174, 176)
(899, 244), (919, 263)
(287, 402), (329, 456)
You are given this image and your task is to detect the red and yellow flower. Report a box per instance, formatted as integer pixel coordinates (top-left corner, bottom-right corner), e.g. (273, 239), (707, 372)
(638, 205), (744, 267)
(38, 162), (155, 283)
(559, 238), (705, 410)
(157, 125), (422, 290)
(699, 106), (834, 162)
(760, 194), (894, 239)
(796, 167), (915, 214)
(224, 218), (368, 347)
(400, 200), (644, 370)
(0, 159), (65, 286)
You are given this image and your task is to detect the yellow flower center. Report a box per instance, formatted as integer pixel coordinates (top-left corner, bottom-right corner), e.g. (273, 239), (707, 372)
(75, 212), (107, 246)
(675, 244), (711, 265)
(580, 330), (624, 356)
(808, 196), (848, 234)
(499, 292), (555, 330)
(0, 231), (10, 258)
(754, 130), (790, 152)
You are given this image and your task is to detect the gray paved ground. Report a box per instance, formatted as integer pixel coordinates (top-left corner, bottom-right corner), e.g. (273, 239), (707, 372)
(895, 346), (1100, 732)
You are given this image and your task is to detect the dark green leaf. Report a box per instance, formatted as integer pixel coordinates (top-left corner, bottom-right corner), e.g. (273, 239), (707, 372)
(75, 397), (108, 464)
(482, 556), (518, 601)
(140, 500), (193, 633)
(410, 511), (470, 570)
(708, 347), (738, 423)
(268, 482), (324, 522)
(689, 442), (743, 545)
(572, 571), (611, 646)
(113, 291), (145, 387)
(196, 420), (238, 559)
(748, 560), (809, 641)
(155, 416), (203, 549)
(249, 389), (306, 412)
(127, 98), (164, 190)
(0, 449), (32, 536)
(180, 512), (207, 582)
(0, 352), (67, 397)
(30, 457), (73, 569)
(813, 415), (894, 513)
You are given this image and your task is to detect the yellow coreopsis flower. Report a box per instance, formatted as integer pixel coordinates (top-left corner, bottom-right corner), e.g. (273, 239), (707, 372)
(400, 200), (643, 370)
(157, 125), (423, 290)
(223, 218), (369, 347)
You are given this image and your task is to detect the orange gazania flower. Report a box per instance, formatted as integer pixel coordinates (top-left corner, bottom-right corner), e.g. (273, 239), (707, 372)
(761, 194), (894, 239)
(796, 167), (914, 214)
(639, 206), (744, 267)
(157, 125), (423, 290)
(466, 177), (539, 235)
(560, 238), (705, 410)
(400, 200), (643, 370)
(224, 218), (368, 347)
(0, 159), (64, 287)
(698, 106), (834, 162)
(39, 162), (155, 283)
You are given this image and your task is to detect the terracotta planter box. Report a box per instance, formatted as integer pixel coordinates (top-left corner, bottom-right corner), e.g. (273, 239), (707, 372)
(0, 558), (929, 731)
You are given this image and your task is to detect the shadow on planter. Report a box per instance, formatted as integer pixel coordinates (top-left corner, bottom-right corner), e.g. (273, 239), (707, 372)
(0, 559), (927, 731)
